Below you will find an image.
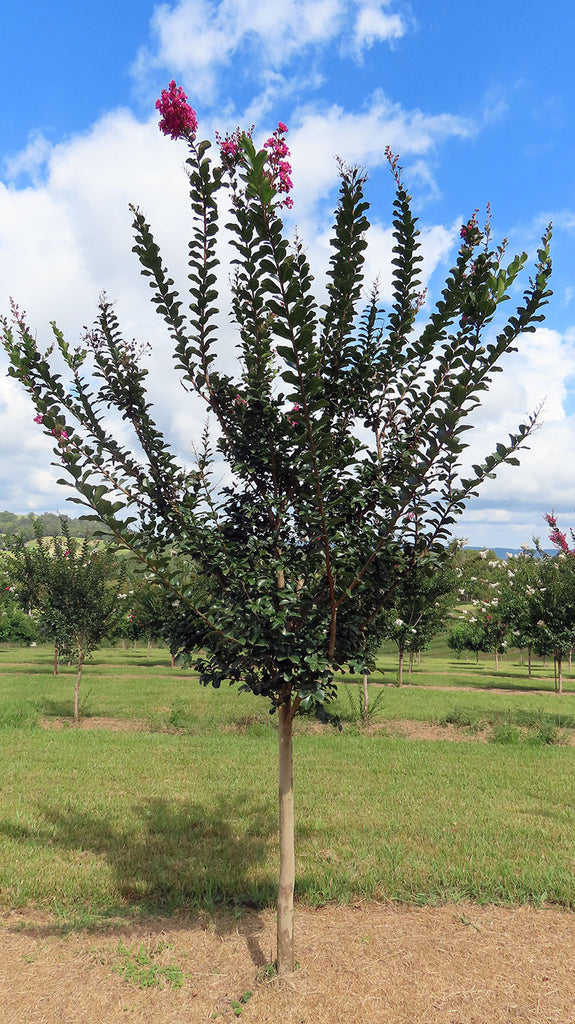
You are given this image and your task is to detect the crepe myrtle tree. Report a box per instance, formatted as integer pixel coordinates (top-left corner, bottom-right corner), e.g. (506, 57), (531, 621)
(528, 513), (575, 692)
(389, 558), (457, 684)
(2, 80), (552, 973)
(6, 519), (126, 717)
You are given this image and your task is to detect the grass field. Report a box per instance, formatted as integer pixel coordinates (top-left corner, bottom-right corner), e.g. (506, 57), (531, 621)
(1, 639), (574, 925)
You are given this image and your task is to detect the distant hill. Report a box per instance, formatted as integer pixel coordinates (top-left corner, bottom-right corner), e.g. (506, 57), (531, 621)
(0, 511), (107, 544)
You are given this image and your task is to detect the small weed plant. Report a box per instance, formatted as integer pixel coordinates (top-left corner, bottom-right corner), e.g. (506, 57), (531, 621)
(112, 940), (184, 990)
(343, 683), (386, 727)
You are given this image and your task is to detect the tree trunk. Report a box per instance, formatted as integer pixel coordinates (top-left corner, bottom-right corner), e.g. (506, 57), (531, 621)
(397, 646), (404, 687)
(408, 650), (414, 673)
(556, 653), (563, 695)
(53, 642), (59, 676)
(73, 655), (84, 722)
(528, 644), (532, 677)
(277, 698), (295, 976)
(494, 646), (499, 670)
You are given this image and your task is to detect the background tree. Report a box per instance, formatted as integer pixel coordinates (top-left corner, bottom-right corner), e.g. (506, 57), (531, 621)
(447, 619), (485, 662)
(6, 520), (126, 718)
(124, 562), (212, 663)
(389, 558), (457, 684)
(2, 82), (552, 973)
(527, 514), (575, 693)
(0, 568), (38, 645)
(495, 547), (540, 674)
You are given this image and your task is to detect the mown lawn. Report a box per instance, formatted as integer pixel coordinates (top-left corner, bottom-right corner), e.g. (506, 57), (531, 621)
(0, 641), (574, 924)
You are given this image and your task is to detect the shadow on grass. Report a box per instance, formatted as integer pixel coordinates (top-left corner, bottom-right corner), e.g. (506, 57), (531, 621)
(0, 791), (279, 957)
(8, 786), (276, 909)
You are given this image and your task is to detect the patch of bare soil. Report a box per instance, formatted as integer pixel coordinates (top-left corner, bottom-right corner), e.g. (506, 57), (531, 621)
(41, 716), (149, 732)
(382, 719), (493, 743)
(2, 903), (575, 1023)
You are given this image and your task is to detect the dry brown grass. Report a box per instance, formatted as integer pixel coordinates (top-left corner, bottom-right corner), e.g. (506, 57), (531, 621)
(2, 903), (575, 1023)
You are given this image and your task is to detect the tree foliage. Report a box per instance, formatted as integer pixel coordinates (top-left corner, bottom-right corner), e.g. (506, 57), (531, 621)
(5, 519), (126, 716)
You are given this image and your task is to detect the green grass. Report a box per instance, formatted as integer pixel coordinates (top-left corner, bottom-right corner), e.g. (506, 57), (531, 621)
(0, 640), (574, 921)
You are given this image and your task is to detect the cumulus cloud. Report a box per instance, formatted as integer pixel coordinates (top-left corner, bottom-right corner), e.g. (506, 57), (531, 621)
(352, 0), (407, 54)
(456, 326), (575, 545)
(3, 132), (52, 185)
(133, 0), (407, 101)
(287, 94), (474, 213)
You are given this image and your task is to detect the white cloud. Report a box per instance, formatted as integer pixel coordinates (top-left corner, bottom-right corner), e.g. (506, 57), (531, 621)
(133, 0), (407, 101)
(352, 1), (406, 54)
(455, 326), (575, 545)
(287, 94), (474, 213)
(134, 0), (343, 100)
(3, 132), (52, 185)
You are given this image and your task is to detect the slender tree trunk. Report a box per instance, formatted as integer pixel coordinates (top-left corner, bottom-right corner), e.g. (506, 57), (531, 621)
(277, 697), (295, 976)
(494, 646), (499, 670)
(528, 644), (532, 677)
(397, 646), (404, 687)
(556, 653), (563, 695)
(73, 654), (84, 722)
(408, 650), (414, 673)
(53, 642), (58, 676)
(362, 673), (369, 725)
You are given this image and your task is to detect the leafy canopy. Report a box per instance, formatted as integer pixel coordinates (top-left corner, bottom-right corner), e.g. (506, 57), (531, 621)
(2, 121), (552, 721)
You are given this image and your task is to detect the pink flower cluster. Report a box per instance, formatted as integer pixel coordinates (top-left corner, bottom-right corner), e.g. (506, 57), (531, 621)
(216, 126), (247, 165)
(288, 402), (301, 426)
(156, 81), (198, 141)
(544, 512), (575, 554)
(264, 123), (293, 209)
(459, 211), (481, 248)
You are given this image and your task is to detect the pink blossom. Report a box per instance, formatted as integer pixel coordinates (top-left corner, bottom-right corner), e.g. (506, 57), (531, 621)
(156, 81), (198, 141)
(216, 125), (252, 166)
(33, 413), (44, 424)
(544, 511), (574, 554)
(234, 394), (247, 407)
(263, 122), (293, 209)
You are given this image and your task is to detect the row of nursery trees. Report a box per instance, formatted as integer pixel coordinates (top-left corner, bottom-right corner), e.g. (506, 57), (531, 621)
(3, 515), (573, 701)
(0, 80), (555, 974)
(449, 515), (575, 692)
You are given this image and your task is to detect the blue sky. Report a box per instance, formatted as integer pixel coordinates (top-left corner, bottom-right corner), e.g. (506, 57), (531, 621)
(1, 0), (575, 547)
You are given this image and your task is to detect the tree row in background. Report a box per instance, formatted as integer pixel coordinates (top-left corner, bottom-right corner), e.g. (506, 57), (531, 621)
(448, 515), (575, 693)
(3, 511), (574, 698)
